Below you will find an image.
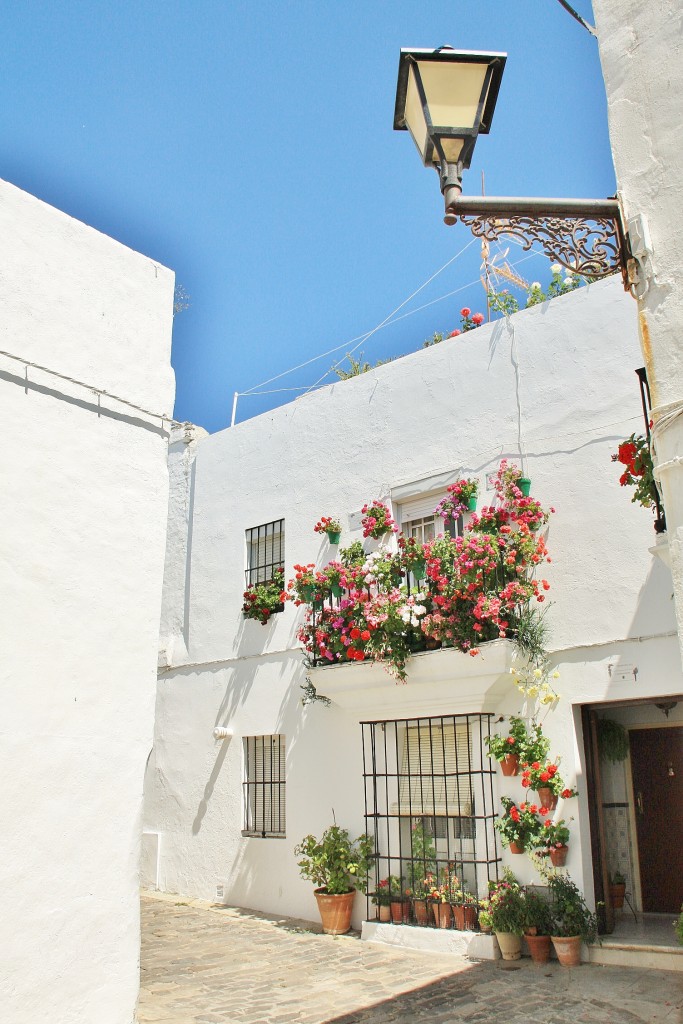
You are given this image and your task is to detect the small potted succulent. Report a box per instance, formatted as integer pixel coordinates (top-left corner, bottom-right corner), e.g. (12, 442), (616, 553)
(314, 516), (342, 545)
(494, 797), (542, 854)
(242, 568), (287, 625)
(294, 824), (373, 935)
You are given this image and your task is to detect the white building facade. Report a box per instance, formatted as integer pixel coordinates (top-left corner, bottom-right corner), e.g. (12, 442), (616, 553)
(1, 180), (175, 1024)
(144, 275), (682, 944)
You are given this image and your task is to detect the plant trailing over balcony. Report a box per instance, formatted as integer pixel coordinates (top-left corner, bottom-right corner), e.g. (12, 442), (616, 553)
(294, 462), (553, 682)
(242, 568), (287, 625)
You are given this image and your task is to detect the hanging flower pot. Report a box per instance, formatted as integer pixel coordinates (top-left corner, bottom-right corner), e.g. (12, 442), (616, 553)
(500, 753), (519, 777)
(327, 530), (341, 545)
(467, 495), (477, 512)
(536, 787), (558, 811)
(330, 583), (343, 598)
(549, 845), (568, 868)
(519, 477), (532, 497)
(411, 560), (426, 581)
(509, 840), (525, 855)
(300, 584), (315, 603)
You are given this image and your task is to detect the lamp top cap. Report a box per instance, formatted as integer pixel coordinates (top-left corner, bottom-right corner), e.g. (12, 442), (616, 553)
(394, 47), (507, 133)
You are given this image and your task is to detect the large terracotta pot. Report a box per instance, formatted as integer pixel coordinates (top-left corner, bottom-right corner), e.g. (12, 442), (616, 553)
(536, 787), (558, 811)
(549, 845), (568, 868)
(390, 899), (411, 924)
(509, 840), (525, 855)
(500, 753), (519, 777)
(551, 935), (582, 967)
(412, 898), (430, 927)
(525, 934), (552, 964)
(314, 888), (356, 935)
(452, 904), (478, 931)
(495, 931), (522, 960)
(432, 902), (452, 929)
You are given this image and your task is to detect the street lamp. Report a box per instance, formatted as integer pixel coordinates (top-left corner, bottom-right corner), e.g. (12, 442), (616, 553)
(394, 46), (645, 294)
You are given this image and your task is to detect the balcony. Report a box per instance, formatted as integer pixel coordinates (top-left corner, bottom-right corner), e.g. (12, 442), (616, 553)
(308, 638), (515, 717)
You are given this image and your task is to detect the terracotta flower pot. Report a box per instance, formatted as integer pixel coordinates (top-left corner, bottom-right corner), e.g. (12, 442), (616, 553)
(432, 902), (452, 929)
(610, 883), (626, 909)
(526, 934), (552, 964)
(378, 904), (391, 922)
(495, 931), (522, 960)
(551, 935), (582, 967)
(452, 904), (478, 931)
(549, 845), (568, 868)
(390, 899), (410, 924)
(314, 888), (355, 935)
(500, 753), (519, 777)
(536, 787), (558, 811)
(412, 898), (430, 927)
(509, 840), (525, 855)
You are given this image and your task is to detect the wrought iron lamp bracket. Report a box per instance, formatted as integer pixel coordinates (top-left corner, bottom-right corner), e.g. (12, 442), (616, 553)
(445, 196), (633, 292)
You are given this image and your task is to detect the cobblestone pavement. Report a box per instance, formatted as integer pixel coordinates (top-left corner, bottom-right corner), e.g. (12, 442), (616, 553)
(139, 892), (682, 1024)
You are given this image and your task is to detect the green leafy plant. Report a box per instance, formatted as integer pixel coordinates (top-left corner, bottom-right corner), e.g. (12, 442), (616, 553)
(486, 716), (549, 762)
(494, 797), (542, 849)
(371, 875), (402, 906)
(597, 718), (630, 763)
(523, 888), (554, 935)
(294, 825), (373, 895)
(487, 874), (526, 935)
(535, 817), (572, 855)
(242, 568), (287, 625)
(339, 540), (365, 568)
(404, 819), (437, 895)
(545, 871), (597, 942)
(611, 433), (662, 514)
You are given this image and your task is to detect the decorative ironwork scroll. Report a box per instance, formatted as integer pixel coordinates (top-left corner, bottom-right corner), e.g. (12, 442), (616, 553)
(456, 212), (623, 280)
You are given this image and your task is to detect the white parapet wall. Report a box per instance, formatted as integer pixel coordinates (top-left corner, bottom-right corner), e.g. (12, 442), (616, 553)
(0, 179), (175, 1024)
(145, 274), (682, 931)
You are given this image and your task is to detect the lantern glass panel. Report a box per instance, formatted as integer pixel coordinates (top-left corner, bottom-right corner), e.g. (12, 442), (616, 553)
(417, 60), (488, 134)
(404, 64), (429, 161)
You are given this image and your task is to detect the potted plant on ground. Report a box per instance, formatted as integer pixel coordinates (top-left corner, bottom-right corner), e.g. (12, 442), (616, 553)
(387, 875), (411, 924)
(427, 880), (452, 929)
(448, 886), (478, 931)
(546, 871), (597, 966)
(488, 875), (526, 960)
(242, 568), (288, 624)
(494, 797), (542, 854)
(314, 516), (342, 545)
(536, 818), (572, 867)
(371, 878), (393, 922)
(405, 820), (437, 926)
(522, 888), (554, 964)
(294, 824), (373, 935)
(478, 900), (493, 933)
(609, 871), (626, 910)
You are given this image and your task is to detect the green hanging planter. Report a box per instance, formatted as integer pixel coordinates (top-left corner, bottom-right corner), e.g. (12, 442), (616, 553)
(312, 596), (325, 611)
(411, 561), (426, 581)
(330, 583), (343, 598)
(326, 530), (341, 545)
(519, 477), (531, 497)
(300, 584), (315, 602)
(467, 495), (477, 512)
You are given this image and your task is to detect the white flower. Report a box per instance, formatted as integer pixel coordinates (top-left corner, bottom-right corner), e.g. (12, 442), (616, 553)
(552, 671), (560, 679)
(413, 605), (426, 617)
(533, 668), (542, 678)
(527, 686), (539, 698)
(550, 263), (562, 275)
(364, 574), (375, 584)
(564, 277), (574, 287)
(531, 281), (541, 291)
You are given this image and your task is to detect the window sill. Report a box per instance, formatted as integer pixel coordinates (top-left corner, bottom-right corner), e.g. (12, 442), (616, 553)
(241, 830), (287, 839)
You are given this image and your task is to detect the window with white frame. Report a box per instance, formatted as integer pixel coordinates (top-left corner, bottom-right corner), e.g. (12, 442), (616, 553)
(245, 519), (285, 585)
(242, 734), (286, 838)
(400, 494), (461, 542)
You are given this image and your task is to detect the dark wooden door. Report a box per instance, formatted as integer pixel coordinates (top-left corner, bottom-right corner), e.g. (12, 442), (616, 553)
(630, 726), (683, 913)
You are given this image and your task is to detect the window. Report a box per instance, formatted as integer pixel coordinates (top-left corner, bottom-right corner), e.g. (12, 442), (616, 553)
(400, 495), (461, 542)
(362, 715), (500, 909)
(242, 735), (286, 838)
(245, 519), (285, 585)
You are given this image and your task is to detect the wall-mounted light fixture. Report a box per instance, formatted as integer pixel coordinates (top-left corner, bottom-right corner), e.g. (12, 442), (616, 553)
(394, 46), (643, 295)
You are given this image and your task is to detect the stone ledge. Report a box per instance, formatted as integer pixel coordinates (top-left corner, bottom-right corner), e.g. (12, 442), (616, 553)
(361, 920), (500, 960)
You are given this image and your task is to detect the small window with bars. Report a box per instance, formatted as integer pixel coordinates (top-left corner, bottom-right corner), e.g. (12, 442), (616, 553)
(245, 519), (285, 585)
(242, 735), (286, 838)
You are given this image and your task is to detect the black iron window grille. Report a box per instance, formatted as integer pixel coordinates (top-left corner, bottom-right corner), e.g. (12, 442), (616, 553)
(636, 367), (666, 533)
(362, 714), (500, 923)
(242, 734), (286, 838)
(245, 518), (285, 585)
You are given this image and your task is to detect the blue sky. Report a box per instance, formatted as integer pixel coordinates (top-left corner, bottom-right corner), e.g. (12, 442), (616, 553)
(2, 1), (612, 433)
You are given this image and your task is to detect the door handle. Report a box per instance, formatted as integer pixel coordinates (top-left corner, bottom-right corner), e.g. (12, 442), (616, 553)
(636, 790), (644, 815)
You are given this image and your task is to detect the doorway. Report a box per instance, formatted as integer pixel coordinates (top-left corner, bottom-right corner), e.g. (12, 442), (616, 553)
(630, 725), (683, 913)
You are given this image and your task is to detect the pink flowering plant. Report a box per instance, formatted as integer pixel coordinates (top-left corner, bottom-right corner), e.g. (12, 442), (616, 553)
(434, 478), (479, 522)
(447, 307), (485, 338)
(295, 465), (553, 680)
(361, 500), (398, 539)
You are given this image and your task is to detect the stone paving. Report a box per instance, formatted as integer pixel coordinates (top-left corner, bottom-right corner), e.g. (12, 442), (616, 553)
(138, 892), (683, 1024)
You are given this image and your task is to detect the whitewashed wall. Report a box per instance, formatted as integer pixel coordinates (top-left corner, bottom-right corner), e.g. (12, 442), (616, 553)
(0, 179), (175, 1024)
(145, 275), (682, 926)
(593, 0), (683, 670)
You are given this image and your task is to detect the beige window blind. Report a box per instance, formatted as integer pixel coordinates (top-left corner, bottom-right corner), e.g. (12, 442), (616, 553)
(394, 723), (473, 816)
